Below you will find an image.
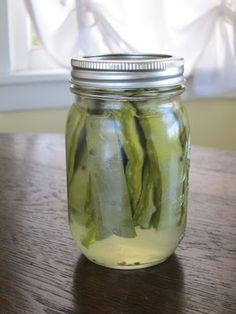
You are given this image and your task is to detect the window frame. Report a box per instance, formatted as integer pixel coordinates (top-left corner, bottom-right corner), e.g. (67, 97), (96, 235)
(0, 0), (72, 111)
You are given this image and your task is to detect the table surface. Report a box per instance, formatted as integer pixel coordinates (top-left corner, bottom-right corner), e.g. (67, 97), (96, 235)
(0, 134), (236, 314)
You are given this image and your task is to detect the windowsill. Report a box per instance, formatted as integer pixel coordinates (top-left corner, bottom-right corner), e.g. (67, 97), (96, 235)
(0, 69), (73, 111)
(0, 69), (70, 85)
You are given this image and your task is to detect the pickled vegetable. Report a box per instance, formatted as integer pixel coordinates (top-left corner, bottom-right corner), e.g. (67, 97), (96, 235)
(112, 103), (144, 212)
(66, 103), (86, 184)
(133, 159), (156, 228)
(135, 100), (186, 230)
(66, 96), (190, 266)
(86, 114), (136, 240)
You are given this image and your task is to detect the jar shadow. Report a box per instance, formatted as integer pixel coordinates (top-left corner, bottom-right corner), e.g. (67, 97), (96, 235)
(72, 254), (184, 314)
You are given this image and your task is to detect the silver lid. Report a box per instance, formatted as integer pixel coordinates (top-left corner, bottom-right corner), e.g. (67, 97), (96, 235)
(71, 54), (184, 89)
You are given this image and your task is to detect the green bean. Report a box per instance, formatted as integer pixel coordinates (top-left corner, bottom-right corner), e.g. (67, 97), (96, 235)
(112, 103), (144, 211)
(66, 104), (86, 184)
(177, 159), (189, 226)
(133, 160), (156, 228)
(172, 104), (190, 226)
(68, 145), (90, 226)
(142, 126), (162, 228)
(81, 176), (97, 247)
(81, 224), (96, 248)
(67, 95), (189, 245)
(134, 100), (184, 229)
(173, 103), (188, 151)
(178, 105), (190, 226)
(86, 113), (136, 239)
(69, 146), (103, 248)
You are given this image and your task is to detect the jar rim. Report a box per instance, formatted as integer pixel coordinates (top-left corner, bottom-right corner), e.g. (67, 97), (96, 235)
(71, 53), (184, 90)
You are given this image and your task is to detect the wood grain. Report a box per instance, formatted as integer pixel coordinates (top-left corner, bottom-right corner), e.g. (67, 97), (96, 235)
(0, 134), (235, 314)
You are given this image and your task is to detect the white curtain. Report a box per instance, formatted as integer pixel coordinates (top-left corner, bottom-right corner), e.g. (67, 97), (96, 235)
(24, 0), (236, 98)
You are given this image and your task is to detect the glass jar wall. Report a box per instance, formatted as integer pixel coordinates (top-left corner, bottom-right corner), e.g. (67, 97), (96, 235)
(66, 84), (190, 269)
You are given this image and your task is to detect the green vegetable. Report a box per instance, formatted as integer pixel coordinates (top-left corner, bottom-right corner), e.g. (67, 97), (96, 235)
(86, 113), (136, 239)
(133, 100), (184, 229)
(66, 95), (190, 248)
(66, 104), (86, 184)
(112, 103), (144, 212)
(173, 104), (190, 226)
(133, 159), (156, 228)
(68, 145), (90, 226)
(180, 105), (190, 226)
(80, 176), (97, 247)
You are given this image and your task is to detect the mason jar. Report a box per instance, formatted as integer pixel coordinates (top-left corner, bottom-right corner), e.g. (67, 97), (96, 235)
(66, 54), (190, 269)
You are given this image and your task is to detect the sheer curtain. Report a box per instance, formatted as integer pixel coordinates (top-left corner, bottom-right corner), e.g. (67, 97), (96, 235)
(24, 0), (236, 98)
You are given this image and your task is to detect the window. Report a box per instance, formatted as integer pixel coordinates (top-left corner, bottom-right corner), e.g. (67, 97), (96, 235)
(1, 0), (236, 111)
(0, 0), (71, 111)
(0, 0), (65, 71)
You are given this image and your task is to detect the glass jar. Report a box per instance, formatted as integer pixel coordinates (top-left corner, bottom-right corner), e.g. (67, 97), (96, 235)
(66, 54), (190, 269)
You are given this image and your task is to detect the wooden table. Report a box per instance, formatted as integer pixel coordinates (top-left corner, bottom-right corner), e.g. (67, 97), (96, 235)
(0, 134), (235, 314)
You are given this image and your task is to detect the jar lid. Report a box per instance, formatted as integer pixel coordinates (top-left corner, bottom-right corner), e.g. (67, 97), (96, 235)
(71, 54), (184, 89)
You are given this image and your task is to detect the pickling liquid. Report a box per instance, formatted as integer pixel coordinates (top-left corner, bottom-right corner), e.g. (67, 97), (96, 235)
(70, 221), (185, 269)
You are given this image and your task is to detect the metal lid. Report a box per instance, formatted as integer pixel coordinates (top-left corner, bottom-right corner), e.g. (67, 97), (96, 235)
(71, 54), (184, 89)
